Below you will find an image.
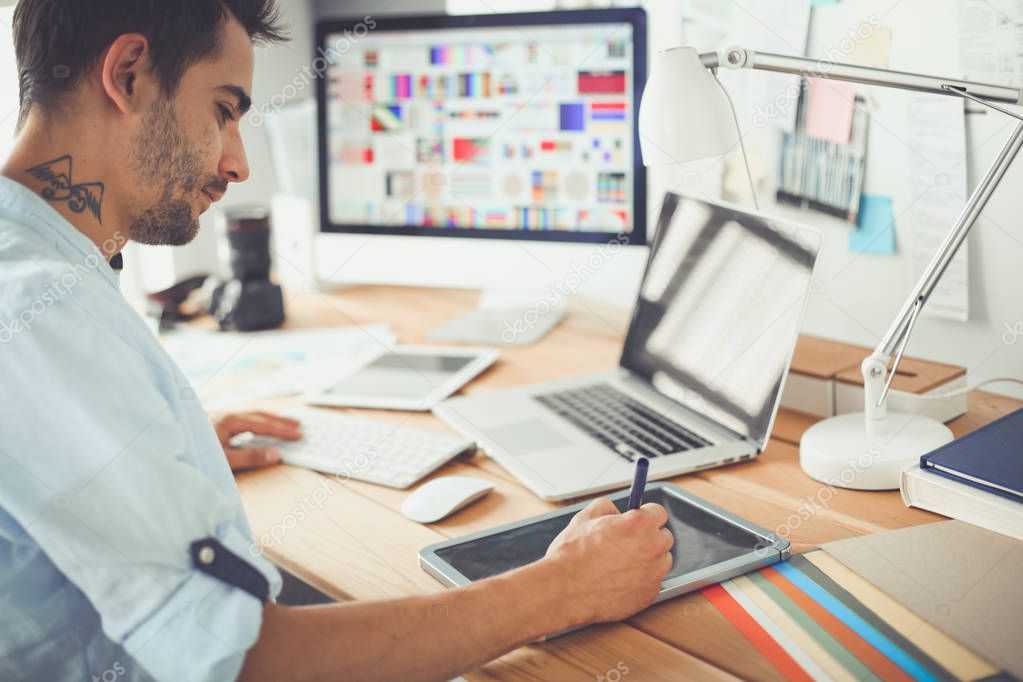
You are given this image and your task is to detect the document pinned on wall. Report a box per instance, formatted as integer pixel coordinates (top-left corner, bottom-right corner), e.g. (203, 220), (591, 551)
(679, 0), (731, 51)
(958, 0), (1023, 85)
(723, 0), (812, 133)
(264, 98), (317, 205)
(906, 94), (970, 322)
(849, 194), (896, 254)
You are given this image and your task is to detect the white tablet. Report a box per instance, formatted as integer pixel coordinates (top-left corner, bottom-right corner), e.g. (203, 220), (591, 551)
(419, 483), (789, 636)
(305, 345), (499, 411)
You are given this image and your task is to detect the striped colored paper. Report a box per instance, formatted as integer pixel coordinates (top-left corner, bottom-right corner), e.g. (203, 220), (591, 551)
(700, 550), (1008, 682)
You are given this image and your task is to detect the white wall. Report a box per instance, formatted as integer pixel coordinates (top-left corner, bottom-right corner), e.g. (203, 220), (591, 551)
(434, 0), (1022, 399)
(1, 0), (1018, 397)
(695, 0), (1023, 400)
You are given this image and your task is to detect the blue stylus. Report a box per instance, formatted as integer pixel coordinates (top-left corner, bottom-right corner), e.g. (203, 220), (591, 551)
(627, 457), (649, 510)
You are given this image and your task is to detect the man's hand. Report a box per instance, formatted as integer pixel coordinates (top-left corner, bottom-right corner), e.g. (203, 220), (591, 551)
(212, 411), (302, 471)
(543, 497), (673, 626)
(242, 496), (673, 682)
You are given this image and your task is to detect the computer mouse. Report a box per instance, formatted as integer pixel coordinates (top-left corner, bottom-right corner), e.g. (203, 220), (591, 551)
(401, 476), (495, 524)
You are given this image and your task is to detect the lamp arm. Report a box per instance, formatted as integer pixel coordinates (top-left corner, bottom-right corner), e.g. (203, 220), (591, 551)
(701, 46), (1023, 430)
(703, 47), (1023, 105)
(866, 114), (1023, 416)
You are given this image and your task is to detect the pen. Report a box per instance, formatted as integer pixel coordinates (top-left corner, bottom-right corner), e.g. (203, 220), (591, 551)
(627, 457), (649, 511)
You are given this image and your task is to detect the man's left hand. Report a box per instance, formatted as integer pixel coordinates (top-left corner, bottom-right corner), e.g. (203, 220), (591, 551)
(213, 411), (302, 472)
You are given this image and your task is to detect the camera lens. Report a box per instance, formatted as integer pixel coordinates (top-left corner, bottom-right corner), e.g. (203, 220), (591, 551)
(224, 207), (272, 280)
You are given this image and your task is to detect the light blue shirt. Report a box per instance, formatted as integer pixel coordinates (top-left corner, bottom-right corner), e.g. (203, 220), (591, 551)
(0, 176), (281, 681)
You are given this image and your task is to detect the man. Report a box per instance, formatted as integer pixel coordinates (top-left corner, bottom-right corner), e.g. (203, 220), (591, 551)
(0, 2), (674, 680)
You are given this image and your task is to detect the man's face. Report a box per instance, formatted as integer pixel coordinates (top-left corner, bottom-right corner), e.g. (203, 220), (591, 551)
(126, 17), (254, 246)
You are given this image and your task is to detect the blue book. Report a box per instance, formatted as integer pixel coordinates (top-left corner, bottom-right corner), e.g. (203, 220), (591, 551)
(920, 407), (1023, 503)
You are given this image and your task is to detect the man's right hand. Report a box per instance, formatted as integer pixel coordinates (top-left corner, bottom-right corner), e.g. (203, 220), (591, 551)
(243, 497), (675, 681)
(542, 497), (674, 626)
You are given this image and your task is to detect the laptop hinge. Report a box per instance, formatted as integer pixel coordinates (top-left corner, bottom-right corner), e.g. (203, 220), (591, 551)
(616, 370), (752, 446)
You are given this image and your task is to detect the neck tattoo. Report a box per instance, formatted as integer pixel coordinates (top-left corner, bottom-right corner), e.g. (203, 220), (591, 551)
(25, 154), (105, 223)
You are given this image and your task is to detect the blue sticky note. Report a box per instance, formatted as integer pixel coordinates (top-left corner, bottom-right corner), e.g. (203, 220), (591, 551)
(849, 194), (896, 254)
(811, 0), (839, 6)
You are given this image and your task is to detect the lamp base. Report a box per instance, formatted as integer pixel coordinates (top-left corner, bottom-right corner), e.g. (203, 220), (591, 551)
(799, 412), (952, 490)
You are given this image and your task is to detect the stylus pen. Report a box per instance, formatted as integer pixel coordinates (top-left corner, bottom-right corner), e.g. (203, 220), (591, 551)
(627, 457), (649, 510)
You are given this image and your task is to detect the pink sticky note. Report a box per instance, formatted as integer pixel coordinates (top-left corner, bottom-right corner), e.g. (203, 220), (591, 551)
(805, 78), (855, 144)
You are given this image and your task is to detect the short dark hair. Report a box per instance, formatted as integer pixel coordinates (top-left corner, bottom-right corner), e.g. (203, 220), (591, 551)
(12, 0), (288, 126)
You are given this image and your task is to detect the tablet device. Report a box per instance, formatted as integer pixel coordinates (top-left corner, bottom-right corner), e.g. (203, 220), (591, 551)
(305, 345), (498, 411)
(420, 482), (788, 626)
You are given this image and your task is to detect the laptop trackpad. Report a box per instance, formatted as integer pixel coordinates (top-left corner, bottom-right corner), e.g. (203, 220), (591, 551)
(486, 420), (572, 456)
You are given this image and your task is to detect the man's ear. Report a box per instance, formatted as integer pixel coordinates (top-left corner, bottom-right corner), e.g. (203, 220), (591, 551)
(100, 33), (151, 115)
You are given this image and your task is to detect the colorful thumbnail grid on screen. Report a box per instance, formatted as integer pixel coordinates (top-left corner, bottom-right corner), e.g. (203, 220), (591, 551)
(324, 24), (634, 233)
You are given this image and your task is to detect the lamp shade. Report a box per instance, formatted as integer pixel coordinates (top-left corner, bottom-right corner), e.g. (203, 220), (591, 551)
(638, 47), (739, 166)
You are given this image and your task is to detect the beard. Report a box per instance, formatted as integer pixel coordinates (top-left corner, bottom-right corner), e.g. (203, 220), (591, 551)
(127, 99), (218, 246)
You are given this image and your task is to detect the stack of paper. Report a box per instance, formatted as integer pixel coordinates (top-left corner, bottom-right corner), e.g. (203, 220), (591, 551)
(702, 546), (1013, 681)
(160, 324), (396, 411)
(823, 521), (1023, 678)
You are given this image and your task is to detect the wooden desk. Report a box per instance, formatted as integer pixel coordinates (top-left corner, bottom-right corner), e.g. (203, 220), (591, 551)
(235, 285), (1021, 681)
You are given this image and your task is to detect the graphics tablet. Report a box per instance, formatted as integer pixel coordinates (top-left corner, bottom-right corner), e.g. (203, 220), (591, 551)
(420, 482), (788, 622)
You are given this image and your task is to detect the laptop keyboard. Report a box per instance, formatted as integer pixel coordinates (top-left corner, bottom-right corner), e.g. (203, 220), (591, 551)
(534, 383), (713, 461)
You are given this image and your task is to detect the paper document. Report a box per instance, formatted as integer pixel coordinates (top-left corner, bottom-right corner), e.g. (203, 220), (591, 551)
(823, 521), (1023, 678)
(161, 324), (396, 410)
(906, 94), (970, 321)
(958, 0), (1023, 85)
(264, 98), (317, 204)
(745, 0), (811, 133)
(680, 0), (730, 52)
(704, 0), (811, 133)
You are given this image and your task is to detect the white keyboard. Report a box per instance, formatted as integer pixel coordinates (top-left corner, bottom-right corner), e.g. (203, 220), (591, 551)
(247, 407), (476, 489)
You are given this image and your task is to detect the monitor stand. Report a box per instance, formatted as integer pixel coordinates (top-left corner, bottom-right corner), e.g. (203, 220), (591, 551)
(427, 289), (566, 346)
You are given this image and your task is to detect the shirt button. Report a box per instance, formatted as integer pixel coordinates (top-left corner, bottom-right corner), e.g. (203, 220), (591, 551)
(198, 546), (216, 565)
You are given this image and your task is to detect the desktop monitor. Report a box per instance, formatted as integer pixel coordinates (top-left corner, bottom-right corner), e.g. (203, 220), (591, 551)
(314, 8), (648, 342)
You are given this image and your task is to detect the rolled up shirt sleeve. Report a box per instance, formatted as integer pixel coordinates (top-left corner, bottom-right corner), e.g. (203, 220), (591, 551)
(122, 523), (276, 681)
(0, 271), (280, 681)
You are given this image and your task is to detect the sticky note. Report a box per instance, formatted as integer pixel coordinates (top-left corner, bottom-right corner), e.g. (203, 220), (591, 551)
(805, 78), (855, 143)
(850, 25), (891, 68)
(811, 0), (839, 6)
(849, 194), (896, 254)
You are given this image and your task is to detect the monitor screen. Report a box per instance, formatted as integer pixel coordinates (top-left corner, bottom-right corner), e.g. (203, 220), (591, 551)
(620, 194), (820, 447)
(316, 9), (647, 244)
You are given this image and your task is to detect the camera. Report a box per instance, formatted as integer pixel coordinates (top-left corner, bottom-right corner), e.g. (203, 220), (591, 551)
(208, 207), (285, 331)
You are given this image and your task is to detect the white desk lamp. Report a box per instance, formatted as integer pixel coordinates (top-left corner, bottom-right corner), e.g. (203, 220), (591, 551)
(639, 46), (1023, 490)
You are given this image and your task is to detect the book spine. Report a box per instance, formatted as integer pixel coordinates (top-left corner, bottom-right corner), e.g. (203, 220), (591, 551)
(899, 467), (914, 507)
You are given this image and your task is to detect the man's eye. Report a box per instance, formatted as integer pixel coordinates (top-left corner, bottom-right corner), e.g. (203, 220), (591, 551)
(218, 104), (234, 124)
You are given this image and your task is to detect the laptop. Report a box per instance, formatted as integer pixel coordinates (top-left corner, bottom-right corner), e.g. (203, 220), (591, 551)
(433, 194), (821, 501)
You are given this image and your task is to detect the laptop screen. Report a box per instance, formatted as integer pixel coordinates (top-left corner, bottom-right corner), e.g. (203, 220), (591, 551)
(620, 194), (820, 448)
